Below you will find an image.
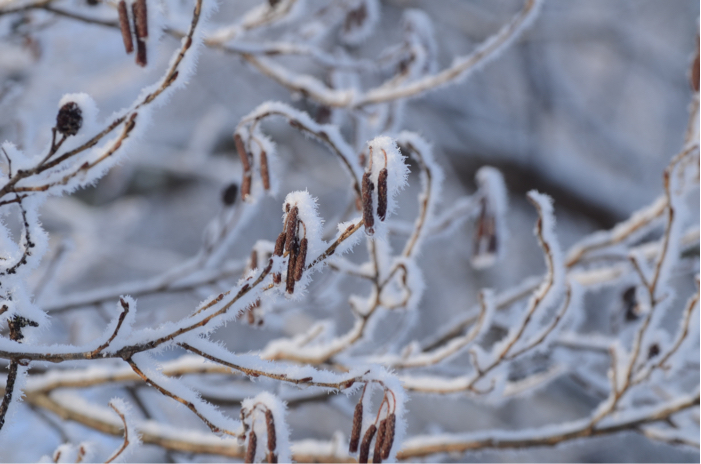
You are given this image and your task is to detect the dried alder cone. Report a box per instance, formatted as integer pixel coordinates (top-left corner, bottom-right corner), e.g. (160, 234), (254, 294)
(56, 102), (82, 136)
(221, 182), (238, 206)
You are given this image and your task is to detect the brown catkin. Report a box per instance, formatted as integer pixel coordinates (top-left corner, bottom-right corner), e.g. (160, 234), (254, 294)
(118, 1), (134, 54)
(362, 172), (375, 235)
(285, 241), (298, 294)
(265, 409), (277, 455)
(241, 174), (252, 200)
(349, 402), (363, 453)
(376, 168), (388, 221)
(373, 419), (387, 463)
(285, 207), (299, 252)
(135, 38), (147, 66)
(260, 150), (270, 190)
(245, 431), (257, 463)
(358, 424), (377, 464)
(381, 413), (396, 459)
(132, 3), (147, 66)
(235, 133), (251, 172)
(273, 232), (286, 284)
(294, 238), (307, 281)
(134, 0), (148, 38)
(274, 232), (286, 257)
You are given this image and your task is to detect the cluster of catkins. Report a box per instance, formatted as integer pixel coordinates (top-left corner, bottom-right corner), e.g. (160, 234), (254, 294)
(117, 0), (149, 66)
(349, 385), (397, 463)
(273, 203), (307, 294)
(235, 132), (271, 201)
(361, 146), (389, 236)
(241, 406), (278, 464)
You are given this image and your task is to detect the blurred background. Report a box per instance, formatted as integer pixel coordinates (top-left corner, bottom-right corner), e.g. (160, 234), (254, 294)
(0, 0), (698, 461)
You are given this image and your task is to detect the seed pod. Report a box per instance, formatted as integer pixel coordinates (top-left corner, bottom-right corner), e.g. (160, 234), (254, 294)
(376, 168), (388, 221)
(381, 413), (395, 459)
(349, 402), (363, 453)
(241, 174), (252, 201)
(294, 238), (307, 281)
(265, 409), (277, 455)
(245, 431), (257, 463)
(134, 0), (148, 39)
(56, 102), (82, 137)
(118, 1), (134, 54)
(362, 172), (375, 235)
(285, 207), (299, 252)
(373, 419), (387, 463)
(358, 424), (377, 464)
(221, 182), (238, 206)
(260, 150), (271, 190)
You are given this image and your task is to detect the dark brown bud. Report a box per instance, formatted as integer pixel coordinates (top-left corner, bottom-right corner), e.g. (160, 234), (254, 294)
(134, 0), (148, 39)
(349, 402), (363, 453)
(118, 1), (134, 54)
(362, 172), (375, 235)
(373, 419), (387, 463)
(56, 102), (82, 137)
(221, 182), (238, 206)
(285, 206), (299, 252)
(358, 424), (376, 464)
(294, 238), (307, 281)
(260, 150), (270, 190)
(376, 168), (388, 221)
(241, 174), (252, 201)
(381, 413), (395, 459)
(265, 409), (277, 455)
(623, 286), (639, 321)
(245, 431), (257, 463)
(235, 133), (251, 172)
(648, 343), (660, 359)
